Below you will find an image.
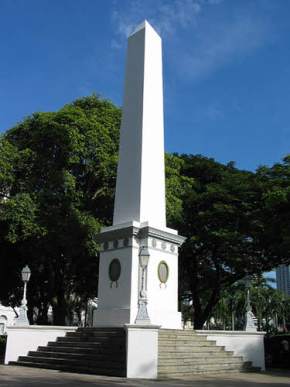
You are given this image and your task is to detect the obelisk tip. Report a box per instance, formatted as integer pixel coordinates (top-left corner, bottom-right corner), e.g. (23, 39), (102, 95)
(129, 20), (160, 38)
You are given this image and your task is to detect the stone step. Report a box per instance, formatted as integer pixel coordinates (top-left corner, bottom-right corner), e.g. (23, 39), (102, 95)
(56, 336), (124, 343)
(159, 340), (216, 347)
(76, 327), (125, 334)
(158, 368), (252, 378)
(66, 331), (125, 338)
(18, 355), (124, 370)
(158, 349), (234, 358)
(158, 354), (243, 365)
(158, 337), (212, 343)
(158, 343), (222, 352)
(158, 329), (259, 377)
(9, 361), (126, 377)
(158, 341), (217, 350)
(48, 341), (125, 350)
(158, 361), (253, 374)
(38, 345), (125, 356)
(158, 347), (225, 356)
(10, 327), (127, 377)
(28, 351), (126, 362)
(38, 345), (124, 356)
(158, 356), (244, 367)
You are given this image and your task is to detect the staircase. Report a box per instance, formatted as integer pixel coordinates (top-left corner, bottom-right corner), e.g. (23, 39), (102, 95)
(9, 327), (260, 378)
(158, 329), (260, 378)
(9, 327), (126, 377)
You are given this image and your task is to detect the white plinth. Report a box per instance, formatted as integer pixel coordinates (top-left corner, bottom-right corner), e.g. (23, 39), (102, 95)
(125, 324), (160, 378)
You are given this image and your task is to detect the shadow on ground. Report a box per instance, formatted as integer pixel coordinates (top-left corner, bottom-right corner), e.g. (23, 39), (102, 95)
(0, 366), (290, 387)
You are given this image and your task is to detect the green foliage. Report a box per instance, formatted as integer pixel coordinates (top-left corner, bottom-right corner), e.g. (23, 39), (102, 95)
(0, 138), (18, 200)
(257, 156), (290, 261)
(0, 95), (121, 324)
(165, 153), (193, 226)
(210, 276), (290, 333)
(173, 154), (290, 328)
(0, 193), (45, 243)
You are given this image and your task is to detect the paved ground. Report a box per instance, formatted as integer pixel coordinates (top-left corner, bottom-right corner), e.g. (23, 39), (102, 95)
(0, 366), (289, 387)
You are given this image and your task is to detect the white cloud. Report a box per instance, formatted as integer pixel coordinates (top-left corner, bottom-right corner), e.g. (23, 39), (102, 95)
(111, 0), (203, 44)
(179, 12), (271, 81)
(111, 0), (272, 82)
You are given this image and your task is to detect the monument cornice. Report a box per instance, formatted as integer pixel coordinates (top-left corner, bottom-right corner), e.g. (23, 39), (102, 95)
(96, 224), (185, 246)
(139, 226), (186, 246)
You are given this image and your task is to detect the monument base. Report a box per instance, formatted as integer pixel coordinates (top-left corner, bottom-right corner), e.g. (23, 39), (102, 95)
(93, 307), (182, 329)
(95, 221), (184, 330)
(5, 325), (264, 378)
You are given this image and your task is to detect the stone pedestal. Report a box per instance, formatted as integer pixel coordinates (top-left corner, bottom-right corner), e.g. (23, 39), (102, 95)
(125, 324), (160, 378)
(94, 221), (184, 328)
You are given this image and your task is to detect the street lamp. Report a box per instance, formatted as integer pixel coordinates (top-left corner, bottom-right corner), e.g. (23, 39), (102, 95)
(135, 247), (151, 325)
(15, 265), (31, 326)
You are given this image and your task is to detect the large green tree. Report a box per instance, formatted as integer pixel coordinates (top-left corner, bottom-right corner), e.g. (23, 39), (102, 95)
(167, 154), (290, 329)
(0, 95), (121, 324)
(256, 156), (290, 260)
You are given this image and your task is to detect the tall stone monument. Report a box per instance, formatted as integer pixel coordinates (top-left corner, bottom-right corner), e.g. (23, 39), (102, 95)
(94, 20), (184, 329)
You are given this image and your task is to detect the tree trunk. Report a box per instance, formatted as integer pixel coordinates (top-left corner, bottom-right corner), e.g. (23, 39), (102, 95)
(36, 302), (49, 325)
(192, 292), (221, 329)
(192, 278), (221, 329)
(52, 288), (66, 325)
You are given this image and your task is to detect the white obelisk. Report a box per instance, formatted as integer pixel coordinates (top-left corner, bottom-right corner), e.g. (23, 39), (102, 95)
(113, 20), (166, 230)
(94, 21), (184, 328)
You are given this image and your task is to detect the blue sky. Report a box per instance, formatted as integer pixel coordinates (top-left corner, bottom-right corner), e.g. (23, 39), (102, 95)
(0, 0), (290, 171)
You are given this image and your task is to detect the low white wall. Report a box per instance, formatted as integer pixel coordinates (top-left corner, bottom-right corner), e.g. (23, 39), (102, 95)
(196, 330), (265, 370)
(5, 326), (77, 364)
(125, 324), (160, 378)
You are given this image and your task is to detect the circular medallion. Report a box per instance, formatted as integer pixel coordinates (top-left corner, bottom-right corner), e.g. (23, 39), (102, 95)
(152, 238), (157, 248)
(158, 261), (169, 284)
(170, 244), (175, 253)
(109, 259), (121, 283)
(113, 240), (119, 249)
(103, 241), (109, 250)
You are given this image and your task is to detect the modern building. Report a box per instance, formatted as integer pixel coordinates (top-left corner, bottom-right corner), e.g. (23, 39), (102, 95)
(276, 265), (290, 296)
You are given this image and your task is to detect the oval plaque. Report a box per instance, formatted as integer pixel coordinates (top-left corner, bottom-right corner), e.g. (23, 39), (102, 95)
(109, 259), (121, 287)
(158, 261), (169, 284)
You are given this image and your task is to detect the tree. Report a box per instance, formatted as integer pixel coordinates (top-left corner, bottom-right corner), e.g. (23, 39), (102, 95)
(169, 154), (290, 329)
(0, 95), (121, 324)
(256, 156), (290, 261)
(209, 276), (290, 333)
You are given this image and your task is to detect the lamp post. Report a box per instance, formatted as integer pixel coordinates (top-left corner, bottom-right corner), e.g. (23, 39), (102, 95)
(135, 247), (151, 325)
(15, 265), (31, 326)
